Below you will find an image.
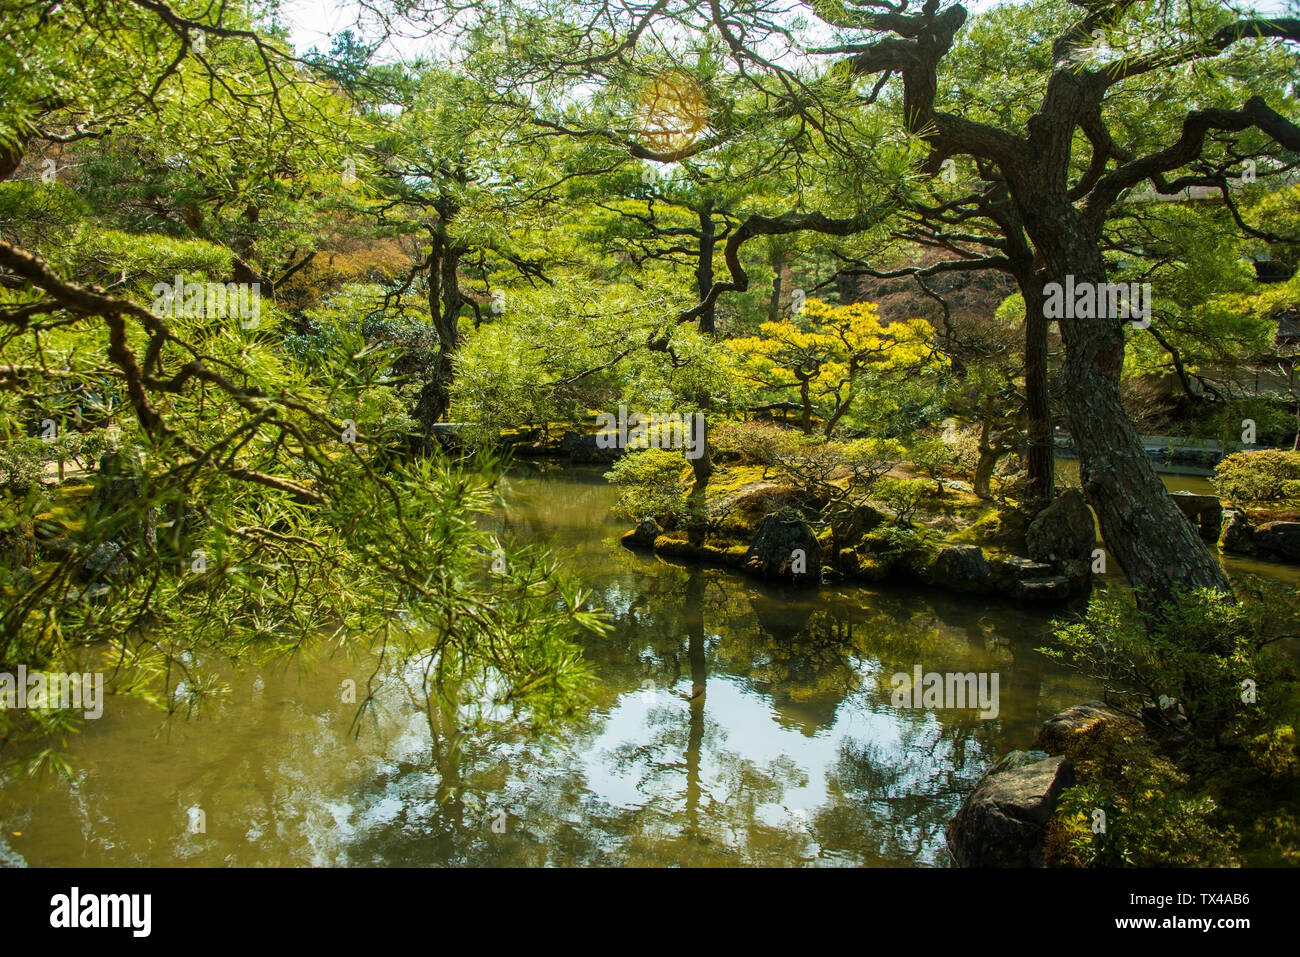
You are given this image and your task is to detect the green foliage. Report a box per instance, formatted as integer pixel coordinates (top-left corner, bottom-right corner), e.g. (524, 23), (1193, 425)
(62, 228), (234, 287)
(872, 478), (931, 527)
(0, 180), (85, 246)
(710, 419), (791, 466)
(860, 524), (930, 560)
(603, 448), (694, 526)
(1213, 448), (1300, 507)
(1042, 583), (1300, 865)
(0, 452), (608, 762)
(1049, 763), (1241, 867)
(3, 0), (1299, 822)
(0, 430), (120, 492)
(768, 435), (903, 506)
(449, 272), (750, 441)
(1044, 586), (1291, 738)
(907, 435), (964, 488)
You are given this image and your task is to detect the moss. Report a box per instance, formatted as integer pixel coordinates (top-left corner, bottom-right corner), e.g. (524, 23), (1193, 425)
(1036, 712), (1143, 777)
(652, 531), (748, 568)
(28, 481), (93, 538)
(854, 553), (894, 582)
(919, 488), (988, 517)
(947, 506), (1030, 550)
(653, 530), (691, 547)
(702, 464), (770, 498)
(815, 527), (835, 553)
(703, 465), (800, 540)
(699, 541), (749, 567)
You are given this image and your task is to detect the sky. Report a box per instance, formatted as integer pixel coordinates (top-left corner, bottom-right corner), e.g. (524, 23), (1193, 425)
(276, 0), (1295, 62)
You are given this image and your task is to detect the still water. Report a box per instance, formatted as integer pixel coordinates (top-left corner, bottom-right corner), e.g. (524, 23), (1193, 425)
(0, 465), (1288, 867)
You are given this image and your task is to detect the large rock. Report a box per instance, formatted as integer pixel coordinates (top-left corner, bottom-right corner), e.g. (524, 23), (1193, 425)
(946, 751), (1076, 867)
(989, 555), (1071, 601)
(560, 430), (621, 463)
(1170, 491), (1223, 542)
(1035, 701), (1141, 757)
(622, 517), (662, 549)
(743, 510), (821, 585)
(1012, 576), (1071, 601)
(1219, 509), (1256, 554)
(926, 544), (992, 594)
(79, 540), (127, 583)
(1255, 522), (1300, 562)
(427, 422), (467, 451)
(967, 509), (1031, 552)
(831, 502), (886, 548)
(1026, 489), (1095, 583)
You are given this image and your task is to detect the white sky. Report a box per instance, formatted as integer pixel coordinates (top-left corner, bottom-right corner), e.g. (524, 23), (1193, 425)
(277, 0), (1294, 60)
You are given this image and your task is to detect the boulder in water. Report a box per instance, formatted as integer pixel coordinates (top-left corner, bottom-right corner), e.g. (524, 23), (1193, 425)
(926, 545), (992, 594)
(1255, 522), (1300, 562)
(947, 751), (1076, 867)
(743, 510), (821, 585)
(622, 517), (663, 549)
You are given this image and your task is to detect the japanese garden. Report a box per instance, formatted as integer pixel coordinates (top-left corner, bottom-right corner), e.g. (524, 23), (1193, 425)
(2, 0), (1300, 869)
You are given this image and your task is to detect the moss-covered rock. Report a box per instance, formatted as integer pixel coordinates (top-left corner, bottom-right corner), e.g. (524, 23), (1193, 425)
(743, 510), (821, 585)
(924, 544), (992, 594)
(830, 502), (886, 547)
(621, 517), (662, 549)
(1035, 701), (1144, 765)
(948, 506), (1031, 552)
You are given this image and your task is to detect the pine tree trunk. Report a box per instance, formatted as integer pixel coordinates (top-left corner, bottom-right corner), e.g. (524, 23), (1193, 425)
(1047, 255), (1229, 603)
(696, 204), (716, 336)
(415, 232), (464, 440)
(1020, 275), (1054, 509)
(689, 412), (713, 484)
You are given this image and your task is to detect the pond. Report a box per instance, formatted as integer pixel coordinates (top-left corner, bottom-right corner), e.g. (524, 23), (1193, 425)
(0, 465), (1291, 867)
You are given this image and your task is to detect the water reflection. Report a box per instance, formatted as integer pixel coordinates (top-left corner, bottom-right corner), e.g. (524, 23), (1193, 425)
(1, 466), (1110, 866)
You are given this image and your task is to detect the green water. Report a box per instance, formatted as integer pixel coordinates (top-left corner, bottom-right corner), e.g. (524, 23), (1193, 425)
(0, 465), (1291, 867)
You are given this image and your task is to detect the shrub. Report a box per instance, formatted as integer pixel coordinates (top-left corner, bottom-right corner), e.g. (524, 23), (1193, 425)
(765, 435), (905, 524)
(949, 427), (983, 478)
(710, 419), (794, 466)
(907, 435), (963, 488)
(1041, 581), (1300, 866)
(1048, 764), (1241, 867)
(1044, 587), (1281, 737)
(873, 477), (931, 526)
(604, 448), (694, 527)
(1212, 448), (1300, 507)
